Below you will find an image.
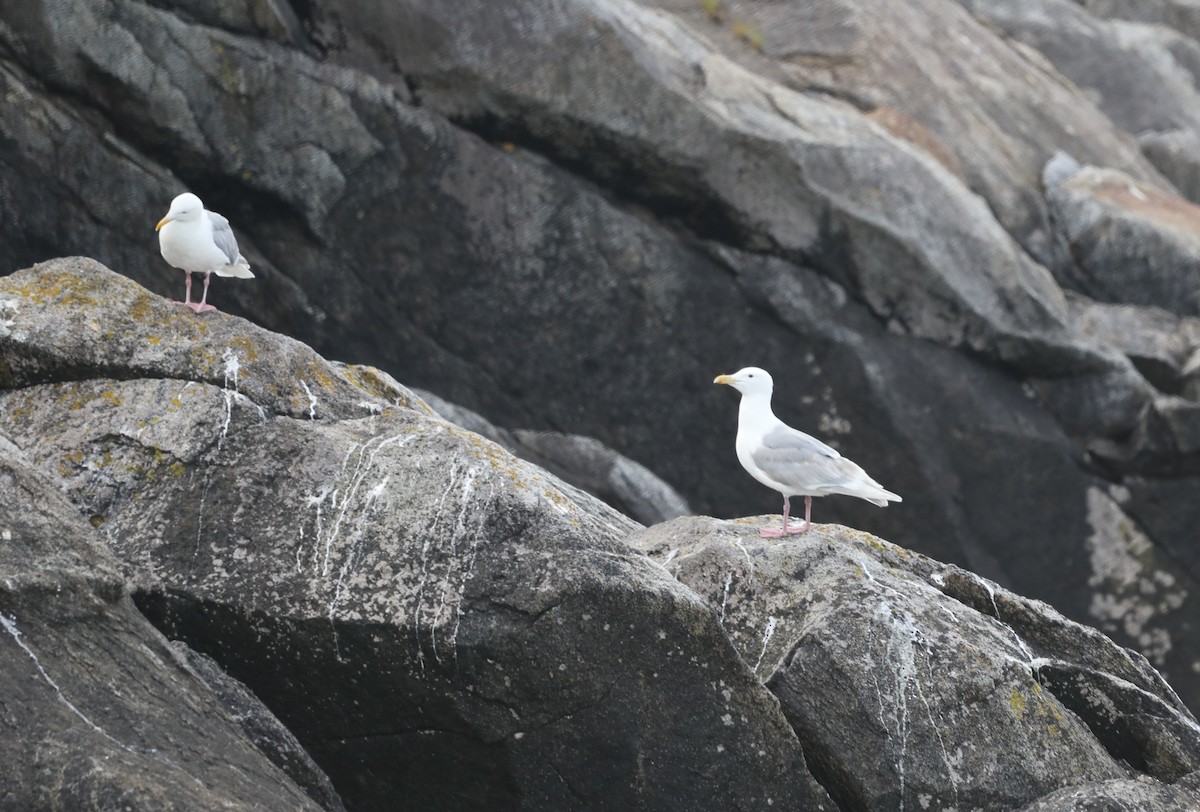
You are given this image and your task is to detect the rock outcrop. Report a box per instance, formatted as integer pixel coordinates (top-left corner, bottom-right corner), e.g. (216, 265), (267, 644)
(0, 429), (335, 810)
(2, 0), (1200, 719)
(0, 259), (832, 811)
(633, 515), (1200, 810)
(2, 258), (1200, 810)
(416, 389), (691, 525)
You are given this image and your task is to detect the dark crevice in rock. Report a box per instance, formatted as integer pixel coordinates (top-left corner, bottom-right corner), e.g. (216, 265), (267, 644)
(1036, 662), (1200, 782)
(399, 70), (422, 108)
(305, 726), (481, 744)
(1131, 356), (1187, 397)
(766, 663), (862, 812)
(0, 367), (272, 415)
(275, 0), (317, 44)
(545, 758), (587, 805)
(482, 597), (565, 624)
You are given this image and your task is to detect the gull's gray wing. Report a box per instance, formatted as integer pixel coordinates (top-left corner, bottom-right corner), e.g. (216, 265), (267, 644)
(208, 211), (241, 266)
(751, 424), (860, 492)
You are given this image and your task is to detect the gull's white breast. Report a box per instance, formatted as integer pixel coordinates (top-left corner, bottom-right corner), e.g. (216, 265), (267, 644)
(159, 218), (228, 275)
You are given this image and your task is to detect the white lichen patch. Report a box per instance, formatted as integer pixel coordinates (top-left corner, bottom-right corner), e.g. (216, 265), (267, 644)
(1084, 486), (1186, 665)
(817, 410), (851, 436)
(0, 298), (19, 338)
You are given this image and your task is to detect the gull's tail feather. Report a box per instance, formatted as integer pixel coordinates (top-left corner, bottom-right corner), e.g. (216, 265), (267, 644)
(860, 483), (902, 507)
(216, 257), (255, 279)
(862, 488), (902, 508)
(833, 477), (902, 507)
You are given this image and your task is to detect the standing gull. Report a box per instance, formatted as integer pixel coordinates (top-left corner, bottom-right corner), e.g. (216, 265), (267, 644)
(714, 367), (901, 537)
(156, 192), (254, 314)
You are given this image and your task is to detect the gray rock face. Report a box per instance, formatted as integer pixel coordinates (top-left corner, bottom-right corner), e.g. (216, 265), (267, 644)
(632, 515), (1200, 811)
(1047, 165), (1200, 317)
(0, 433), (329, 811)
(0, 260), (833, 811)
(5, 257), (1200, 810)
(645, 0), (1167, 261)
(1066, 293), (1200, 394)
(417, 389), (691, 525)
(1017, 773), (1200, 811)
(2, 0), (1200, 717)
(174, 642), (348, 812)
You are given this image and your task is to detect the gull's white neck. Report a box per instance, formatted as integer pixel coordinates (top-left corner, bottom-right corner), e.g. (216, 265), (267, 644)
(737, 389), (779, 435)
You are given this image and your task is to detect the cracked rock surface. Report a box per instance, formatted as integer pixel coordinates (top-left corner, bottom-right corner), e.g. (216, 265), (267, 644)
(4, 0), (1200, 711)
(633, 515), (1200, 811)
(3, 259), (1200, 809)
(0, 259), (832, 811)
(0, 430), (333, 811)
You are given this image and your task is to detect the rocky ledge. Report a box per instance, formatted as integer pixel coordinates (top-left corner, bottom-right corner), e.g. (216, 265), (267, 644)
(1, 258), (1198, 810)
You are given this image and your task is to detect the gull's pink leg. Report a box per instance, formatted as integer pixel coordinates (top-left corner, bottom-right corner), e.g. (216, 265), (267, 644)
(760, 495), (813, 538)
(187, 272), (217, 314)
(787, 495), (813, 535)
(759, 496), (791, 538)
(172, 272), (194, 307)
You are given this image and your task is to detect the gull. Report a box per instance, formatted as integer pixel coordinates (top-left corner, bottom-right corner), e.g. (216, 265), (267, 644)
(156, 193), (254, 314)
(715, 367), (901, 537)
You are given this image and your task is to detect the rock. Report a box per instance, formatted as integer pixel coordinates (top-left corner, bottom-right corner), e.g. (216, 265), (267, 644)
(0, 257), (421, 422)
(510, 429), (691, 524)
(957, 0), (1200, 204)
(172, 642), (348, 812)
(1077, 0), (1200, 46)
(324, 0), (1087, 361)
(1044, 150), (1084, 189)
(1017, 774), (1200, 811)
(1046, 165), (1200, 317)
(3, 0), (1200, 716)
(643, 0), (1166, 262)
(632, 516), (1200, 811)
(956, 0), (1200, 144)
(0, 260), (833, 811)
(0, 432), (328, 811)
(1065, 293), (1200, 394)
(1186, 348), (1200, 399)
(161, 0), (311, 48)
(418, 389), (691, 525)
(6, 256), (1200, 809)
(1141, 129), (1200, 207)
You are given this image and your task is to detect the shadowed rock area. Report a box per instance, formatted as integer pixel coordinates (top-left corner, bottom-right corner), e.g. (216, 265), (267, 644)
(3, 0), (1200, 713)
(0, 433), (335, 811)
(2, 258), (1200, 810)
(0, 259), (831, 811)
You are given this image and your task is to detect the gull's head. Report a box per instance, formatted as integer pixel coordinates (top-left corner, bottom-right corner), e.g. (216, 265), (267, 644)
(156, 192), (204, 231)
(713, 366), (773, 397)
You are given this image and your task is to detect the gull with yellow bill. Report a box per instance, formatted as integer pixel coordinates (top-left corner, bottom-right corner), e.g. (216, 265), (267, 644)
(156, 192), (254, 314)
(715, 367), (901, 537)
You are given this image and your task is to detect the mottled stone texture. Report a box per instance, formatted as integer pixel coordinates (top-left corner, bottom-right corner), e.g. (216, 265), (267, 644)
(0, 260), (832, 811)
(0, 434), (333, 811)
(4, 259), (1200, 809)
(5, 0), (1200, 803)
(2, 0), (1199, 711)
